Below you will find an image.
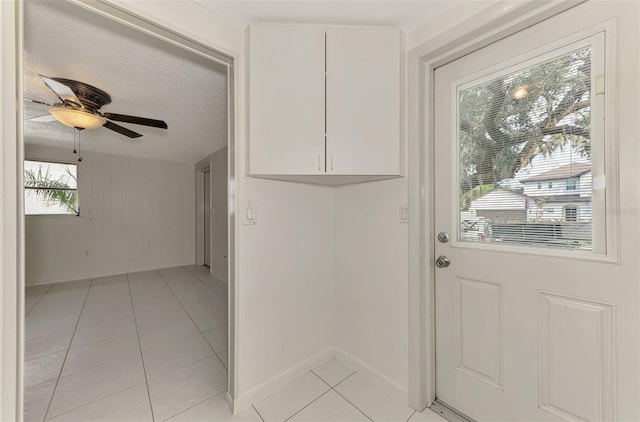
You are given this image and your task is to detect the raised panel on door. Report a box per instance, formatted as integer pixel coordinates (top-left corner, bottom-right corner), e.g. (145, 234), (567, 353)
(249, 25), (325, 175)
(326, 27), (400, 176)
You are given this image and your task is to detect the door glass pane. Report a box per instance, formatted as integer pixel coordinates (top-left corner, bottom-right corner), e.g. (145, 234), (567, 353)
(457, 46), (594, 250)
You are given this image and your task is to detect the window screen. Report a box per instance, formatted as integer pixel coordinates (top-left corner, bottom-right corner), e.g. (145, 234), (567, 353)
(457, 44), (596, 251)
(25, 160), (79, 215)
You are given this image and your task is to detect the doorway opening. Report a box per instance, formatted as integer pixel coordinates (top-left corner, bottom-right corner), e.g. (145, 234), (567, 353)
(21, 1), (236, 420)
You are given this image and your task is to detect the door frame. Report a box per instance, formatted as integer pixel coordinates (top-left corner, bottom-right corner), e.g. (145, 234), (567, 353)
(406, 0), (587, 411)
(0, 0), (242, 418)
(195, 164), (211, 267)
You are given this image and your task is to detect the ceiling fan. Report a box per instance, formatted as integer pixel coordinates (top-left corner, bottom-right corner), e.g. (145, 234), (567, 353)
(26, 75), (168, 138)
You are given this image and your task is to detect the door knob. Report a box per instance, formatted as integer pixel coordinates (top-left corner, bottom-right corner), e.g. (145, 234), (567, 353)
(435, 255), (451, 268)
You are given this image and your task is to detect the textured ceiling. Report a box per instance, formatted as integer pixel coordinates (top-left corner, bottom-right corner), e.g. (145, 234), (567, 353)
(24, 0), (228, 164)
(195, 0), (457, 30)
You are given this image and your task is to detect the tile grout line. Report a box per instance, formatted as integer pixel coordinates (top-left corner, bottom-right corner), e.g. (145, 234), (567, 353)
(310, 371), (374, 422)
(331, 387), (375, 422)
(41, 382), (148, 421)
(42, 278), (94, 421)
(126, 273), (156, 422)
(201, 328), (228, 370)
(252, 404), (266, 422)
(24, 343), (75, 363)
(282, 387), (334, 422)
(333, 371), (357, 387)
(24, 283), (54, 318)
(182, 265), (228, 303)
(406, 409), (417, 422)
(157, 270), (227, 369)
(310, 369), (333, 388)
(160, 390), (226, 421)
(146, 353), (218, 382)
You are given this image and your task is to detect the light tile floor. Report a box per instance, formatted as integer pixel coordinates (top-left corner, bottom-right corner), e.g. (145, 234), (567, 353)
(25, 266), (445, 422)
(24, 266), (228, 422)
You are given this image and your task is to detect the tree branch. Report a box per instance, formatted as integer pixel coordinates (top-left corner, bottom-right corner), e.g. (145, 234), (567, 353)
(483, 79), (512, 149)
(541, 125), (590, 138)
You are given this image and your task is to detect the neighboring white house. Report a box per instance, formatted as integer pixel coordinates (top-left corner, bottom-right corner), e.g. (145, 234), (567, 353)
(520, 162), (591, 222)
(469, 187), (528, 223)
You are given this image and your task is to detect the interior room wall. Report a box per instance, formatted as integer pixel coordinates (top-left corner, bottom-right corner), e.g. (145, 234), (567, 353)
(238, 177), (335, 394)
(334, 178), (409, 391)
(24, 143), (195, 286)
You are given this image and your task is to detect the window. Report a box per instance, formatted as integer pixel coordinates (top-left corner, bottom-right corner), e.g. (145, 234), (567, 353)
(565, 206), (577, 222)
(457, 39), (601, 251)
(24, 160), (78, 215)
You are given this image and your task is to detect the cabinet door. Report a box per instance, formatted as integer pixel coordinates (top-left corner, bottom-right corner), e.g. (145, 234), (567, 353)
(249, 25), (326, 175)
(326, 27), (401, 175)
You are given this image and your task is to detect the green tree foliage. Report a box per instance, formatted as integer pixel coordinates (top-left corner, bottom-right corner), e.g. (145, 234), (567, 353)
(24, 165), (78, 214)
(458, 47), (591, 194)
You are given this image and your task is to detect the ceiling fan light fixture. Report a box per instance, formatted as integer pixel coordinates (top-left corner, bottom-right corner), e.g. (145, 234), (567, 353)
(49, 107), (106, 130)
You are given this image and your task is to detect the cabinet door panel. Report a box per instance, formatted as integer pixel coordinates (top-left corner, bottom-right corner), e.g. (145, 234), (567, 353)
(326, 27), (400, 175)
(249, 25), (326, 175)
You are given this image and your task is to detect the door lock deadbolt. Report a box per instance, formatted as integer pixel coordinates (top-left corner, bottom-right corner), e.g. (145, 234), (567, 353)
(437, 232), (450, 243)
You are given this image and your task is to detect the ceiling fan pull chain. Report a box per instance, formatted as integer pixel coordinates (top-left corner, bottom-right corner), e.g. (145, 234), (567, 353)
(77, 130), (82, 162)
(73, 128), (78, 154)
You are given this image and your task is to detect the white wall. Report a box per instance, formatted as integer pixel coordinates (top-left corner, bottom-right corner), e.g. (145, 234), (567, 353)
(238, 178), (335, 392)
(406, 0), (503, 50)
(334, 178), (409, 391)
(25, 144), (195, 285)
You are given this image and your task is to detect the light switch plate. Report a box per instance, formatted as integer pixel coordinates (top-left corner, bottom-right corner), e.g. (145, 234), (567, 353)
(242, 202), (257, 225)
(400, 205), (408, 223)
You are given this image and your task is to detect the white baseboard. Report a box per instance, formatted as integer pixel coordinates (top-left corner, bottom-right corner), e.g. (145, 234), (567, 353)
(231, 346), (334, 412)
(225, 391), (235, 414)
(229, 345), (409, 413)
(333, 346), (409, 400)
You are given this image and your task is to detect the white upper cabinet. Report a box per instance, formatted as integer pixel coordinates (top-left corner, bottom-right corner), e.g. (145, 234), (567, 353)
(249, 25), (326, 175)
(326, 27), (401, 176)
(248, 24), (402, 184)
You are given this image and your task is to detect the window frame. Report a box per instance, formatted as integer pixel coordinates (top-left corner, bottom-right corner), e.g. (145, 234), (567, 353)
(24, 158), (80, 217)
(450, 29), (614, 260)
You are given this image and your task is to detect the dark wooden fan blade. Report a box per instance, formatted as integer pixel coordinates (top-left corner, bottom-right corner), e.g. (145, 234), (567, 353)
(27, 114), (57, 123)
(25, 98), (55, 107)
(103, 121), (143, 138)
(40, 75), (83, 107)
(103, 113), (168, 129)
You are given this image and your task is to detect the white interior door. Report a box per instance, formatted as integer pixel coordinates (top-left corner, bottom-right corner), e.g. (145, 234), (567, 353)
(204, 170), (211, 268)
(433, 2), (639, 420)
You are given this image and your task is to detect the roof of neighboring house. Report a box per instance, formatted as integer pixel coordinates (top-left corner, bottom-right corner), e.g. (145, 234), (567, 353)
(470, 187), (529, 210)
(520, 162), (591, 182)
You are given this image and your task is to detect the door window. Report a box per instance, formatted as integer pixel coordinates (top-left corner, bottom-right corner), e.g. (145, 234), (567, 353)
(456, 39), (603, 251)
